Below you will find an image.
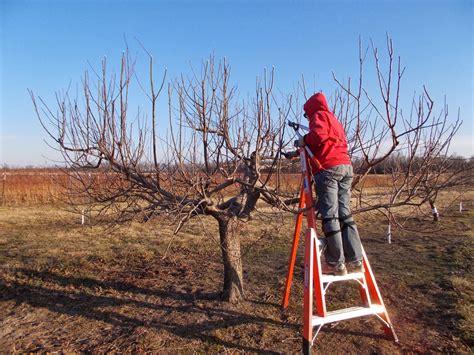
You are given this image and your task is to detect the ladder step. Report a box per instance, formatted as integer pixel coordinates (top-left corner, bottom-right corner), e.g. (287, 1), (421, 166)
(312, 305), (385, 326)
(321, 272), (364, 283)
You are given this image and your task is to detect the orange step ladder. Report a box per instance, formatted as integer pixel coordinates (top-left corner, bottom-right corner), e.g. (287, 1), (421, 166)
(282, 121), (398, 354)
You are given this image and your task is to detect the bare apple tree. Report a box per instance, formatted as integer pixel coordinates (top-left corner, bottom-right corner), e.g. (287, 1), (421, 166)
(30, 52), (296, 303)
(161, 58), (300, 301)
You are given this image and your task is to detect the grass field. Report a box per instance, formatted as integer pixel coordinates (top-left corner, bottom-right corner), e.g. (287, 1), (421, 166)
(0, 188), (473, 353)
(0, 169), (394, 206)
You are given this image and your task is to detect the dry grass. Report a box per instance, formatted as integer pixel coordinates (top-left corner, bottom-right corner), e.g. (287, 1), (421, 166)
(0, 170), (67, 205)
(450, 274), (474, 342)
(0, 168), (396, 207)
(0, 191), (473, 352)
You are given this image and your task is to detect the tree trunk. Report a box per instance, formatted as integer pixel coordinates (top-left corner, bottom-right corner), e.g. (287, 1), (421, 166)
(216, 216), (244, 303)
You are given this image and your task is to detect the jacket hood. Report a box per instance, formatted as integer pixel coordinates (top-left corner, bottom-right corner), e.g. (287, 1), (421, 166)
(303, 92), (330, 117)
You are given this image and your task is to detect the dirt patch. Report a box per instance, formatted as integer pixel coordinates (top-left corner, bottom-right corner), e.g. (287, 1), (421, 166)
(0, 202), (472, 353)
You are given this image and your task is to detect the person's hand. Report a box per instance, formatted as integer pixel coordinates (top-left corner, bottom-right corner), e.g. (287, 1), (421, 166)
(294, 137), (305, 147)
(282, 150), (299, 159)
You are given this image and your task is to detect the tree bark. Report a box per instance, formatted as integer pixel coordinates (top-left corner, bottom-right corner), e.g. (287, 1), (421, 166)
(216, 216), (244, 303)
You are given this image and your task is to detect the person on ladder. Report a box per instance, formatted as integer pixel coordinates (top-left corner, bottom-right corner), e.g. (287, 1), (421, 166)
(294, 92), (363, 276)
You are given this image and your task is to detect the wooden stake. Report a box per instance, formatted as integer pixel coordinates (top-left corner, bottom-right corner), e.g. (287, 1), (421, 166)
(1, 174), (6, 206)
(387, 222), (391, 244)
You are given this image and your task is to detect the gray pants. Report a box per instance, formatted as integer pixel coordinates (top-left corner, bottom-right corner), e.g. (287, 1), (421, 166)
(314, 164), (362, 265)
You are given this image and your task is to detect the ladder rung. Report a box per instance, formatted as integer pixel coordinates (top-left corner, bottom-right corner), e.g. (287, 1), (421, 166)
(312, 305), (385, 326)
(321, 272), (364, 283)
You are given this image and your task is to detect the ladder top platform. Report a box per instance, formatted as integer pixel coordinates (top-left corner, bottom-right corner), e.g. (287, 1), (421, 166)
(312, 305), (385, 326)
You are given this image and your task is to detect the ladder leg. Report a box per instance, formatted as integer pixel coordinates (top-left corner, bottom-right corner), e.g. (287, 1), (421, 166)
(357, 255), (371, 307)
(361, 247), (398, 342)
(313, 236), (326, 317)
(303, 338), (311, 355)
(303, 228), (315, 354)
(282, 183), (305, 309)
(377, 312), (399, 342)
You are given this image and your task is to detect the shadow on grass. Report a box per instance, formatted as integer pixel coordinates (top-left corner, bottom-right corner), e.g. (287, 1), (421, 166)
(323, 325), (388, 340)
(1, 268), (298, 353)
(1, 268), (392, 352)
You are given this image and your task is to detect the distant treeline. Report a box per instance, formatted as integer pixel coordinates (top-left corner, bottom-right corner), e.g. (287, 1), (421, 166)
(2, 154), (473, 175)
(354, 154), (474, 174)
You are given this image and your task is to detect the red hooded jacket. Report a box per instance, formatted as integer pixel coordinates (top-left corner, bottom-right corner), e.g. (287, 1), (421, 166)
(303, 92), (351, 173)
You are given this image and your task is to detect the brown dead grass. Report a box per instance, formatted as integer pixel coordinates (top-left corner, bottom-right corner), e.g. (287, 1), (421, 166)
(0, 170), (67, 205)
(450, 274), (474, 342)
(0, 191), (473, 353)
(0, 168), (395, 206)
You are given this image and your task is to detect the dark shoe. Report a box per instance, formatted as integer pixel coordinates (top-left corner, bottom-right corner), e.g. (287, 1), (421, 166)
(321, 262), (347, 276)
(347, 260), (364, 273)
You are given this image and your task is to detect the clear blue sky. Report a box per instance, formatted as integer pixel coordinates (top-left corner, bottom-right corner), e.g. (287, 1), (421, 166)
(1, 0), (472, 166)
